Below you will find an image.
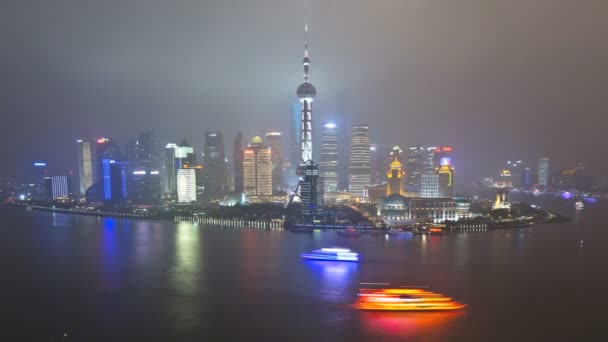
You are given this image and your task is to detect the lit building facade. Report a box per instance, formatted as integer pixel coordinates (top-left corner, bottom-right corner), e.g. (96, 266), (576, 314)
(320, 122), (339, 193)
(349, 124), (371, 201)
(299, 162), (324, 219)
(406, 146), (425, 194)
(51, 176), (70, 199)
(77, 139), (96, 196)
(436, 164), (454, 198)
(538, 157), (549, 189)
(421, 173), (440, 198)
(243, 136), (272, 198)
(377, 195), (460, 225)
(177, 168), (197, 203)
(126, 131), (161, 205)
(386, 146), (405, 196)
(102, 159), (128, 203)
(162, 142), (197, 198)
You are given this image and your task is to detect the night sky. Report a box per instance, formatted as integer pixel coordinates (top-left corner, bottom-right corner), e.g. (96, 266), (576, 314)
(2, 0), (607, 187)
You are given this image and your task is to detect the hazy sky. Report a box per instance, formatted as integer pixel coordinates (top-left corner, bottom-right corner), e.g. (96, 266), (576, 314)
(2, 0), (607, 186)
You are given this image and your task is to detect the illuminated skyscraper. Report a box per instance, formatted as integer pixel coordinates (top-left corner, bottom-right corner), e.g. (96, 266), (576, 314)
(538, 157), (549, 189)
(101, 159), (128, 203)
(349, 124), (371, 200)
(406, 146), (424, 194)
(204, 131), (227, 199)
(243, 136), (272, 198)
(386, 146), (405, 196)
(125, 131), (161, 205)
(76, 139), (96, 196)
(295, 16), (323, 220)
(233, 132), (244, 193)
(320, 122), (339, 193)
(177, 168), (197, 203)
(436, 165), (454, 198)
(265, 131), (284, 193)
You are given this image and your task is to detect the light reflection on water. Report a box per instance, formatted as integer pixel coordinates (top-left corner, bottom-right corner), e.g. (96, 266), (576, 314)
(305, 260), (358, 303)
(360, 311), (465, 340)
(171, 222), (201, 296)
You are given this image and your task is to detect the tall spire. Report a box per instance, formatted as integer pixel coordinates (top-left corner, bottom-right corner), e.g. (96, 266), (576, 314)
(304, 9), (309, 58)
(303, 9), (310, 82)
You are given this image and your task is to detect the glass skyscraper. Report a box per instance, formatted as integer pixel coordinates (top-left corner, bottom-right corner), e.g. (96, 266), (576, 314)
(349, 124), (371, 200)
(320, 122), (339, 193)
(204, 131), (227, 199)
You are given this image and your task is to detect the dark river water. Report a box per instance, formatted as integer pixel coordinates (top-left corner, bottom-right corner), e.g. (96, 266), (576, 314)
(1, 194), (607, 341)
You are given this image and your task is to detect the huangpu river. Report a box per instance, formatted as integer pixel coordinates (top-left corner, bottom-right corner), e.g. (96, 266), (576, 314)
(0, 194), (606, 341)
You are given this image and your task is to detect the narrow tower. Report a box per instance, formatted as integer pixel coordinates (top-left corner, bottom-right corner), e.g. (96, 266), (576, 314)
(293, 14), (323, 222)
(297, 17), (316, 163)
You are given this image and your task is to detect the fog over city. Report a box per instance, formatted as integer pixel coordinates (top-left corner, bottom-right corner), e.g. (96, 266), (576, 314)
(2, 0), (607, 188)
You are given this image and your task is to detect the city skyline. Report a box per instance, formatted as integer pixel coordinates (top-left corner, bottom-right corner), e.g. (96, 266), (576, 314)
(2, 1), (607, 185)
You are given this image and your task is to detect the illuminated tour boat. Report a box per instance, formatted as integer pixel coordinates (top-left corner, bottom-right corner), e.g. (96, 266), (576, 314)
(354, 287), (466, 311)
(300, 248), (360, 262)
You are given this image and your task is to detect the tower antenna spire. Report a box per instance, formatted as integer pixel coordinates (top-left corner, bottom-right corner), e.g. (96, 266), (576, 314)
(303, 9), (310, 82)
(305, 8), (308, 57)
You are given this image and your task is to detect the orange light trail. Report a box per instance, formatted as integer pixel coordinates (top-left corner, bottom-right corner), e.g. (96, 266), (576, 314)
(354, 288), (466, 311)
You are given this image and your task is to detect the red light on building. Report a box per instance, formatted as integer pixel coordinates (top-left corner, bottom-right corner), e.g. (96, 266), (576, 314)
(442, 146), (453, 152)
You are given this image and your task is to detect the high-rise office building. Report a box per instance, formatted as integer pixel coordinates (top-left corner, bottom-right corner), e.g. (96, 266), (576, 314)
(538, 157), (549, 189)
(101, 159), (128, 203)
(265, 131), (284, 193)
(406, 146), (425, 194)
(349, 124), (371, 200)
(177, 168), (197, 203)
(125, 131), (159, 169)
(299, 162), (324, 218)
(243, 136), (272, 198)
(32, 162), (50, 201)
(233, 132), (244, 193)
(436, 164), (454, 198)
(125, 132), (161, 205)
(421, 173), (440, 198)
(77, 139), (96, 196)
(320, 122), (339, 193)
(370, 144), (389, 185)
(162, 143), (178, 197)
(386, 146), (405, 196)
(129, 169), (161, 205)
(204, 131), (227, 199)
(295, 17), (323, 221)
(506, 160), (524, 188)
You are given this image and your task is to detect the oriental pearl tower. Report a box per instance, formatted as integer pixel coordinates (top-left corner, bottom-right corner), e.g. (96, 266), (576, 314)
(297, 19), (316, 164)
(292, 15), (323, 223)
